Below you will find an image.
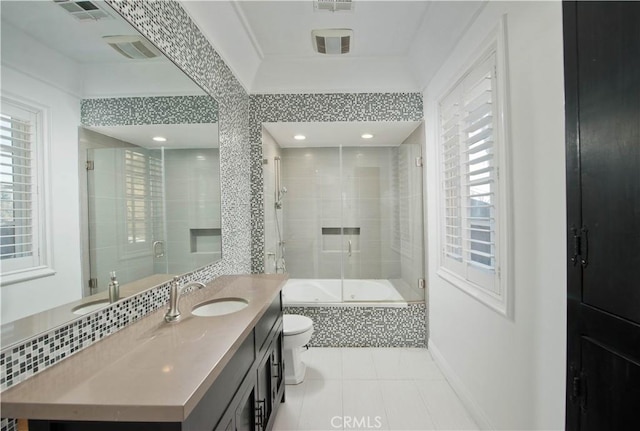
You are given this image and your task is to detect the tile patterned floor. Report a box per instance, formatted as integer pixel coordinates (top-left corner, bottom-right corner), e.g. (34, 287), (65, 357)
(273, 347), (479, 431)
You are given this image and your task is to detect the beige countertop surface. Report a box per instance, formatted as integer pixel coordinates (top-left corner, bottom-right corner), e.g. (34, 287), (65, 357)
(0, 274), (287, 423)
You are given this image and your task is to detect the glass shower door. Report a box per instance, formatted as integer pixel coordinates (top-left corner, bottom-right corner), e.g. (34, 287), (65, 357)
(86, 147), (167, 293)
(340, 129), (425, 303)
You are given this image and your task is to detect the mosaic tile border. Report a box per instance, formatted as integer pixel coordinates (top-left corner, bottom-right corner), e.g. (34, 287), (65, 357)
(81, 95), (218, 126)
(248, 93), (423, 273)
(0, 281), (172, 391)
(283, 303), (427, 348)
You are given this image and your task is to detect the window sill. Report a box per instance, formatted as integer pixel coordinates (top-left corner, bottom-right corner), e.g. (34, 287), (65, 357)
(1, 266), (56, 287)
(437, 267), (512, 319)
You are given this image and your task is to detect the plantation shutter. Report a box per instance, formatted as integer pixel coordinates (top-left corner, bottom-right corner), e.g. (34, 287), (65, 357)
(462, 54), (496, 274)
(440, 86), (463, 262)
(124, 149), (164, 256)
(441, 52), (499, 293)
(0, 104), (39, 272)
(125, 150), (149, 246)
(148, 153), (164, 247)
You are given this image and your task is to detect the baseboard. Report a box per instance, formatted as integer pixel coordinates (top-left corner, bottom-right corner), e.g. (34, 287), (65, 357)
(428, 339), (495, 430)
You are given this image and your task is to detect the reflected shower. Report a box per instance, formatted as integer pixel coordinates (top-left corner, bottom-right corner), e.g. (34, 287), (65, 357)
(275, 186), (287, 209)
(274, 156), (287, 209)
(274, 156), (286, 273)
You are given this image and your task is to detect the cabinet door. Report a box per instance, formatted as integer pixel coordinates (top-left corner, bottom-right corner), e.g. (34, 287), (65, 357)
(270, 328), (284, 405)
(256, 347), (273, 430)
(234, 382), (257, 431)
(564, 1), (640, 430)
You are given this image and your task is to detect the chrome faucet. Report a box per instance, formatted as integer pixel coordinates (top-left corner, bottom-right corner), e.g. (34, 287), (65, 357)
(164, 276), (206, 323)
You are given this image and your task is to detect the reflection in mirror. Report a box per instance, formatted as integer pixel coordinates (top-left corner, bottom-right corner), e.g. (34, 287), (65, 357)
(81, 100), (220, 295)
(0, 0), (220, 347)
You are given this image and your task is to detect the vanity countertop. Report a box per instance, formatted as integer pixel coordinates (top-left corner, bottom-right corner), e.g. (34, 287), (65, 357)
(0, 274), (287, 423)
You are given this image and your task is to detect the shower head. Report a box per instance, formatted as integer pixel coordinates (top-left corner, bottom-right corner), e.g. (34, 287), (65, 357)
(280, 186), (287, 195)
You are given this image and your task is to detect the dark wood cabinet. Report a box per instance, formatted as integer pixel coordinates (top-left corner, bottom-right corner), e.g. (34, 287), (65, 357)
(563, 2), (640, 430)
(255, 321), (284, 431)
(220, 319), (285, 431)
(30, 293), (285, 431)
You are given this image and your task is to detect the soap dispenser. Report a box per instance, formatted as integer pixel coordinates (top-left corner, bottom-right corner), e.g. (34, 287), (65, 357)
(108, 271), (120, 303)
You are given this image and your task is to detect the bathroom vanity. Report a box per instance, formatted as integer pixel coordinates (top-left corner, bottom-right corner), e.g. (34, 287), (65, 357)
(1, 275), (286, 431)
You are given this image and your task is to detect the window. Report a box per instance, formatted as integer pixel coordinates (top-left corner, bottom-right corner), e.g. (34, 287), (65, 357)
(1, 97), (52, 283)
(122, 149), (163, 257)
(437, 34), (511, 316)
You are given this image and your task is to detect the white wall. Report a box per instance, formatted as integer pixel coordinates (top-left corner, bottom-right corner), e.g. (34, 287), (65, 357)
(1, 22), (83, 322)
(82, 61), (202, 98)
(423, 2), (566, 429)
(253, 56), (418, 94)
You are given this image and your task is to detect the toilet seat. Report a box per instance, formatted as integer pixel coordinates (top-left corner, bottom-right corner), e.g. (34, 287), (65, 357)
(283, 314), (313, 336)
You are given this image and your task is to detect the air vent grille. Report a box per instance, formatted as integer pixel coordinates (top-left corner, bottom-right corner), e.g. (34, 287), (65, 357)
(54, 0), (112, 21)
(102, 35), (161, 60)
(314, 0), (353, 12)
(312, 29), (352, 55)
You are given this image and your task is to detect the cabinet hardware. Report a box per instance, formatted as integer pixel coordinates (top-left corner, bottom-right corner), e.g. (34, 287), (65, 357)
(580, 227), (588, 267)
(255, 399), (266, 429)
(570, 226), (580, 265)
(570, 225), (589, 267)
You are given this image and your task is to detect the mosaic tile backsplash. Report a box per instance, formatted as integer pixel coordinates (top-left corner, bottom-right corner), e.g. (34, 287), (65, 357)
(1, 1), (249, 428)
(284, 303), (427, 348)
(248, 92), (424, 273)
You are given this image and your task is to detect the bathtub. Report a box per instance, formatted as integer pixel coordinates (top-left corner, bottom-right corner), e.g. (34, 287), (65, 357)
(282, 278), (407, 307)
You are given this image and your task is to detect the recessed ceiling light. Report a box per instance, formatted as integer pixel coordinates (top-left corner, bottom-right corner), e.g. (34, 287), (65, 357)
(361, 133), (374, 139)
(294, 134), (306, 140)
(153, 136), (167, 142)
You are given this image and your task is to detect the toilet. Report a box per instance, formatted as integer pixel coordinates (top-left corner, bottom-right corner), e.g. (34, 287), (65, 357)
(282, 314), (314, 385)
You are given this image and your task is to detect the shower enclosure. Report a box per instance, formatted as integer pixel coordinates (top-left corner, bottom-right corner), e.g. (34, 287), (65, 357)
(84, 143), (221, 295)
(263, 123), (425, 305)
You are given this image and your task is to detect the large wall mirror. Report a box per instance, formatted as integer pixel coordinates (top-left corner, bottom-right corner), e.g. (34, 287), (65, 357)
(0, 0), (221, 346)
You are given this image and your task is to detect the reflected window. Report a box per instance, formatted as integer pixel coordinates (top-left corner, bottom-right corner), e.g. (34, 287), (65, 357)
(123, 149), (163, 254)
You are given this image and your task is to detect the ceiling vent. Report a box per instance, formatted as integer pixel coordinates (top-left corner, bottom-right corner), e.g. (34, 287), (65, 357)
(54, 0), (113, 21)
(102, 35), (161, 60)
(314, 0), (354, 12)
(312, 29), (352, 55)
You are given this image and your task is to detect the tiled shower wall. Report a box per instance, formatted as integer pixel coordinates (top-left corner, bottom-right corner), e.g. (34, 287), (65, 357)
(280, 147), (400, 279)
(1, 0), (249, 428)
(164, 148), (222, 274)
(249, 93), (424, 274)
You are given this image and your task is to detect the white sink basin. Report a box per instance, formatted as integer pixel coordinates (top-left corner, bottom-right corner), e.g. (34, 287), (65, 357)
(191, 298), (249, 317)
(72, 299), (110, 315)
